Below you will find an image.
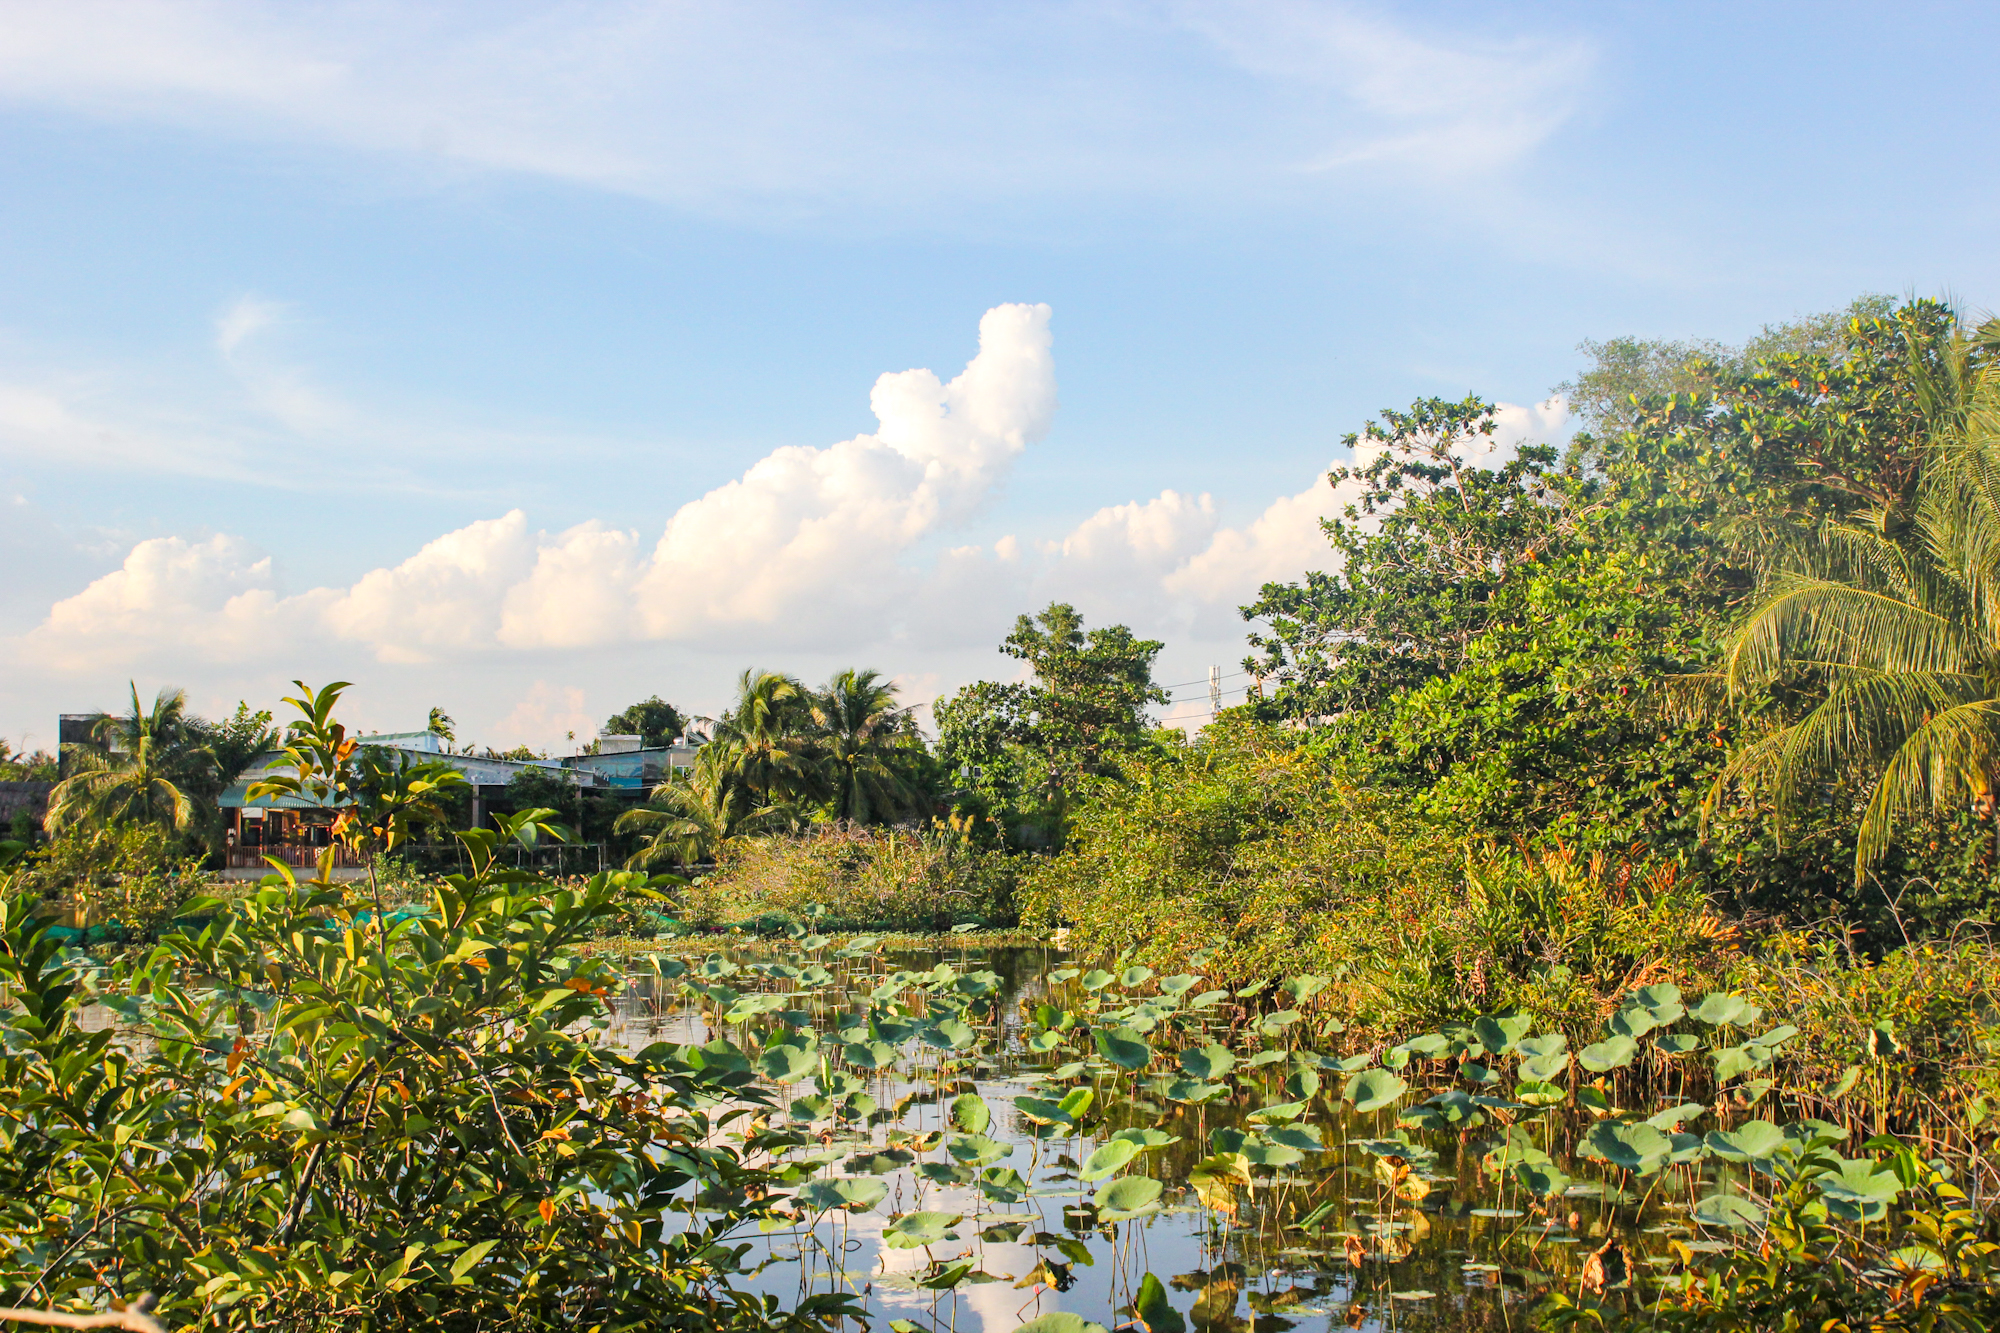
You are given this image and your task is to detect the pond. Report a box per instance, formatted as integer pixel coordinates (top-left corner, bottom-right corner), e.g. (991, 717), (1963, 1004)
(594, 938), (1823, 1333)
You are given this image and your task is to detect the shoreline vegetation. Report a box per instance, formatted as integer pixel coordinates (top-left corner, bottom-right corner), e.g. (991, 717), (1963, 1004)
(7, 296), (2000, 1328)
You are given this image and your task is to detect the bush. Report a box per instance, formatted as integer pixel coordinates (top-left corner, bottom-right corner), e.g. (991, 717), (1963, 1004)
(691, 824), (1018, 932)
(1020, 721), (1738, 1041)
(15, 824), (206, 939)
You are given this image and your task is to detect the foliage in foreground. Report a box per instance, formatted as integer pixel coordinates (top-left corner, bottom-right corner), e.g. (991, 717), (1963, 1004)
(0, 683), (855, 1332)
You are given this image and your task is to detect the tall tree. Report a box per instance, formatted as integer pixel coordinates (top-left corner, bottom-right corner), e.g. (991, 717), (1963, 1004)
(1714, 316), (2000, 880)
(615, 748), (796, 869)
(811, 668), (921, 824)
(602, 696), (687, 749)
(936, 602), (1167, 801)
(46, 684), (211, 832)
(712, 670), (819, 804)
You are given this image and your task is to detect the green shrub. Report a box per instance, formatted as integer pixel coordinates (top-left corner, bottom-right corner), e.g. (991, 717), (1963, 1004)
(14, 823), (206, 937)
(692, 824), (1017, 932)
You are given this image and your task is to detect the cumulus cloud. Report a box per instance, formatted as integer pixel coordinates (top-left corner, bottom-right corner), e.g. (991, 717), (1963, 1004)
(14, 304), (1573, 745)
(23, 303), (1058, 665)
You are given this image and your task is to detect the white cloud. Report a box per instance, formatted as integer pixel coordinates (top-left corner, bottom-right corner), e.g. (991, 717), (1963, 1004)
(21, 302), (1058, 665)
(0, 2), (1592, 225)
(10, 307), (1574, 741)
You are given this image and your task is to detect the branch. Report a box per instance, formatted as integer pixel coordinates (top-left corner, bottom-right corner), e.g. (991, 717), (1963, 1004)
(0, 1302), (166, 1332)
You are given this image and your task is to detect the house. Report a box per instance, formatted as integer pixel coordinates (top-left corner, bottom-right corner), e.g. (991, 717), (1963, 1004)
(216, 727), (701, 876)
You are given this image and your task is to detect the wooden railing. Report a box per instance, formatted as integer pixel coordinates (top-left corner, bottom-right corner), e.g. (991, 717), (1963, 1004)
(226, 844), (367, 871)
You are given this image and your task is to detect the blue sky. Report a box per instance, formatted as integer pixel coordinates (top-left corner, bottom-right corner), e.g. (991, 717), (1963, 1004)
(1, 0), (1995, 751)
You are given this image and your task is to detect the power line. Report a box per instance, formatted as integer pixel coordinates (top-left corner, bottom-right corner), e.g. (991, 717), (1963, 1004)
(1158, 668), (1249, 690)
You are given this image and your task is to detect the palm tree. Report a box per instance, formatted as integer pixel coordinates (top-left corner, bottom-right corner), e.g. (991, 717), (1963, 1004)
(811, 668), (921, 824)
(711, 669), (819, 803)
(47, 684), (212, 832)
(1716, 318), (2000, 879)
(615, 749), (797, 869)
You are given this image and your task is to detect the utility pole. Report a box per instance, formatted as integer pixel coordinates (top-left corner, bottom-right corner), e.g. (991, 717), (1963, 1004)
(1209, 665), (1222, 726)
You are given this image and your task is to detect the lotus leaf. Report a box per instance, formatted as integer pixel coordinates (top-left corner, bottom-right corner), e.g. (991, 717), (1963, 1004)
(1587, 1121), (1671, 1174)
(1094, 1027), (1153, 1070)
(1028, 1030), (1065, 1052)
(1017, 1313), (1110, 1333)
(884, 1210), (963, 1249)
(1512, 1160), (1571, 1197)
(800, 1177), (887, 1213)
(1241, 1050), (1288, 1068)
(1514, 1079), (1568, 1107)
(1704, 1120), (1785, 1162)
(1242, 1141), (1304, 1168)
(1609, 1005), (1661, 1040)
(1179, 1043), (1235, 1081)
(1472, 1012), (1535, 1055)
(1187, 1152), (1251, 1212)
(1095, 1175), (1165, 1221)
(1059, 1086), (1096, 1118)
(946, 1133), (1011, 1165)
(1690, 991), (1761, 1027)
(1646, 1102), (1706, 1131)
(921, 1018), (977, 1050)
(980, 1166), (1029, 1201)
(1345, 1068), (1408, 1113)
(842, 1040), (899, 1070)
(1710, 1044), (1769, 1083)
(949, 1093), (990, 1135)
(1188, 990), (1231, 1008)
(1012, 1096), (1073, 1127)
(1284, 1067), (1321, 1099)
(1110, 1127), (1178, 1149)
(1282, 974), (1331, 1002)
(1129, 1272), (1187, 1333)
(1210, 1127), (1248, 1155)
(1247, 1099), (1309, 1124)
(1080, 1138), (1140, 1182)
(1577, 1035), (1638, 1072)
(1654, 1034), (1703, 1056)
(1159, 974), (1200, 996)
(1165, 1078), (1228, 1103)
(1120, 966), (1155, 988)
(756, 1043), (819, 1084)
(1819, 1158), (1904, 1221)
(1081, 969), (1116, 991)
(919, 1161), (974, 1186)
(1782, 1118), (1847, 1146)
(1265, 1124), (1324, 1152)
(1692, 1193), (1766, 1229)
(1258, 1009), (1302, 1035)
(1401, 1032), (1455, 1058)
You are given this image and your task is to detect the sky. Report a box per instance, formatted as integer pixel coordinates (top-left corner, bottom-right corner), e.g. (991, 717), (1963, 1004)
(1, 0), (1996, 752)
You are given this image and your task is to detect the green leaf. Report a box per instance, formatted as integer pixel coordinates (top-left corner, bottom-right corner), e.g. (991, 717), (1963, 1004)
(1344, 1068), (1407, 1113)
(801, 1177), (888, 1213)
(883, 1210), (963, 1248)
(1130, 1271), (1187, 1333)
(1471, 1012), (1534, 1055)
(946, 1133), (1011, 1165)
(948, 1093), (990, 1135)
(1577, 1035), (1638, 1072)
(1080, 1138), (1140, 1181)
(1017, 1314), (1110, 1333)
(1586, 1121), (1671, 1174)
(1178, 1043), (1235, 1081)
(1690, 991), (1760, 1027)
(1704, 1120), (1785, 1161)
(1692, 1193), (1767, 1229)
(1094, 1026), (1152, 1070)
(1094, 1174), (1164, 1221)
(448, 1238), (500, 1282)
(1511, 1160), (1571, 1198)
